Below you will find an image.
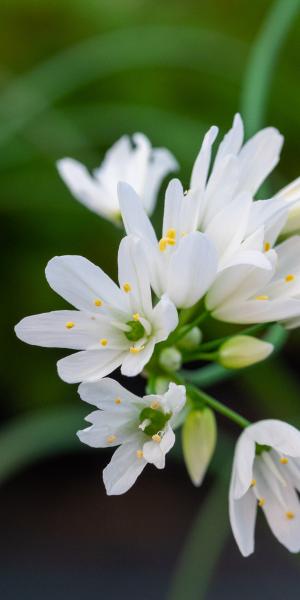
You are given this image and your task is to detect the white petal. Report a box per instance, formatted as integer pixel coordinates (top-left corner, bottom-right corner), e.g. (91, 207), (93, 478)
(57, 348), (125, 383)
(93, 134), (131, 188)
(15, 310), (102, 349)
(237, 127), (283, 195)
(166, 232), (218, 308)
(205, 192), (252, 262)
(163, 179), (185, 236)
(214, 298), (300, 325)
(231, 431), (256, 499)
(121, 339), (156, 377)
(57, 158), (117, 219)
(255, 463), (300, 553)
(163, 382), (186, 416)
(45, 255), (126, 314)
(190, 125), (218, 190)
(273, 236), (300, 277)
(143, 147), (178, 215)
(152, 294), (178, 343)
(247, 420), (300, 458)
(118, 182), (157, 245)
(103, 438), (146, 495)
(214, 113), (244, 165)
(77, 410), (134, 448)
(118, 236), (152, 318)
(78, 377), (141, 410)
(143, 424), (175, 469)
(229, 488), (257, 557)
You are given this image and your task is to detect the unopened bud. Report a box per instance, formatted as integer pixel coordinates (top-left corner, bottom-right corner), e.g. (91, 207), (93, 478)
(182, 408), (217, 487)
(218, 335), (273, 369)
(154, 376), (170, 395)
(159, 347), (182, 372)
(177, 327), (202, 351)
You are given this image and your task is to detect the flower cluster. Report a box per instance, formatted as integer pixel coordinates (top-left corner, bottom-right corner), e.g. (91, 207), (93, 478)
(15, 116), (300, 556)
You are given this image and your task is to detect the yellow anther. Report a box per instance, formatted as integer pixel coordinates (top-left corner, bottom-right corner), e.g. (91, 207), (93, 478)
(286, 511), (295, 520)
(65, 321), (75, 329)
(107, 435), (117, 444)
(136, 450), (144, 459)
(166, 237), (176, 246)
(258, 498), (265, 507)
(132, 313), (140, 321)
(255, 295), (269, 301)
(166, 228), (176, 240)
(285, 274), (295, 282)
(114, 398), (121, 405)
(159, 238), (168, 252)
(150, 401), (161, 410)
(250, 479), (256, 487)
(280, 457), (289, 464)
(152, 434), (161, 443)
(100, 338), (108, 346)
(123, 282), (132, 293)
(264, 241), (271, 252)
(94, 298), (103, 307)
(129, 346), (144, 354)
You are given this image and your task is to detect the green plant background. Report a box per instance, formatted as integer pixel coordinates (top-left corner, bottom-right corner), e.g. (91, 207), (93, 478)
(1, 0), (300, 598)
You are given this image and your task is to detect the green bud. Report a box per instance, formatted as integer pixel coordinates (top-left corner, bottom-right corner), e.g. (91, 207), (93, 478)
(154, 376), (170, 394)
(159, 347), (182, 372)
(125, 320), (145, 342)
(218, 335), (273, 369)
(182, 408), (217, 487)
(177, 327), (202, 351)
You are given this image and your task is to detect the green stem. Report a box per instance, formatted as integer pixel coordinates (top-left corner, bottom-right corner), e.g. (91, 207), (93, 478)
(168, 371), (250, 429)
(182, 351), (218, 362)
(167, 310), (209, 347)
(241, 0), (300, 135)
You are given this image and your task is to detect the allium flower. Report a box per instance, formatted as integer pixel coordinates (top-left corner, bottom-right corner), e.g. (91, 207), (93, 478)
(15, 236), (178, 383)
(230, 420), (300, 556)
(57, 133), (177, 224)
(119, 179), (219, 308)
(77, 378), (186, 495)
(206, 236), (300, 325)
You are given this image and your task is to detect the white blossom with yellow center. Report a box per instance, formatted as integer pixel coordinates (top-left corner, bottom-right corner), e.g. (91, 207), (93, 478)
(230, 419), (300, 556)
(57, 133), (177, 224)
(15, 236), (178, 383)
(77, 378), (186, 495)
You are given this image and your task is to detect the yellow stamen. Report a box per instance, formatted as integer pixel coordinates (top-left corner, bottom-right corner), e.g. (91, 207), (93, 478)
(114, 398), (121, 405)
(258, 498), (265, 507)
(166, 237), (176, 246)
(100, 338), (108, 346)
(280, 457), (289, 464)
(65, 321), (75, 329)
(129, 346), (144, 354)
(159, 238), (168, 252)
(132, 313), (140, 321)
(94, 298), (103, 307)
(166, 228), (176, 240)
(250, 479), (256, 487)
(136, 450), (144, 459)
(286, 511), (295, 520)
(107, 435), (117, 444)
(152, 434), (161, 443)
(255, 295), (269, 301)
(123, 282), (132, 293)
(285, 274), (295, 283)
(150, 401), (160, 410)
(264, 241), (271, 252)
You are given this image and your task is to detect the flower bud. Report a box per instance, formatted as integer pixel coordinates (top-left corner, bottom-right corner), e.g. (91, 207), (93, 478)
(154, 376), (170, 395)
(282, 202), (300, 235)
(218, 335), (273, 369)
(182, 408), (217, 487)
(159, 347), (182, 372)
(177, 327), (202, 351)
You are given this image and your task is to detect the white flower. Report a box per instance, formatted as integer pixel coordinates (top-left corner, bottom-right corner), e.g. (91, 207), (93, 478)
(57, 133), (178, 224)
(118, 179), (219, 308)
(230, 419), (300, 556)
(15, 236), (178, 383)
(77, 378), (186, 495)
(206, 236), (300, 326)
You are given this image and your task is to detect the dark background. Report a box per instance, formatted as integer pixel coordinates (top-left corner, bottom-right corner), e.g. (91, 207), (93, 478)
(1, 0), (300, 598)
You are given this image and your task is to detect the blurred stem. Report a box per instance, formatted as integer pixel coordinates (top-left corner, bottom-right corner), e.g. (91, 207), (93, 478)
(241, 0), (300, 136)
(167, 311), (209, 347)
(0, 405), (85, 486)
(168, 463), (230, 600)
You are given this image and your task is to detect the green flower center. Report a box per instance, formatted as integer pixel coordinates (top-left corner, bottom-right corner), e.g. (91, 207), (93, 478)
(125, 320), (146, 342)
(139, 406), (172, 437)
